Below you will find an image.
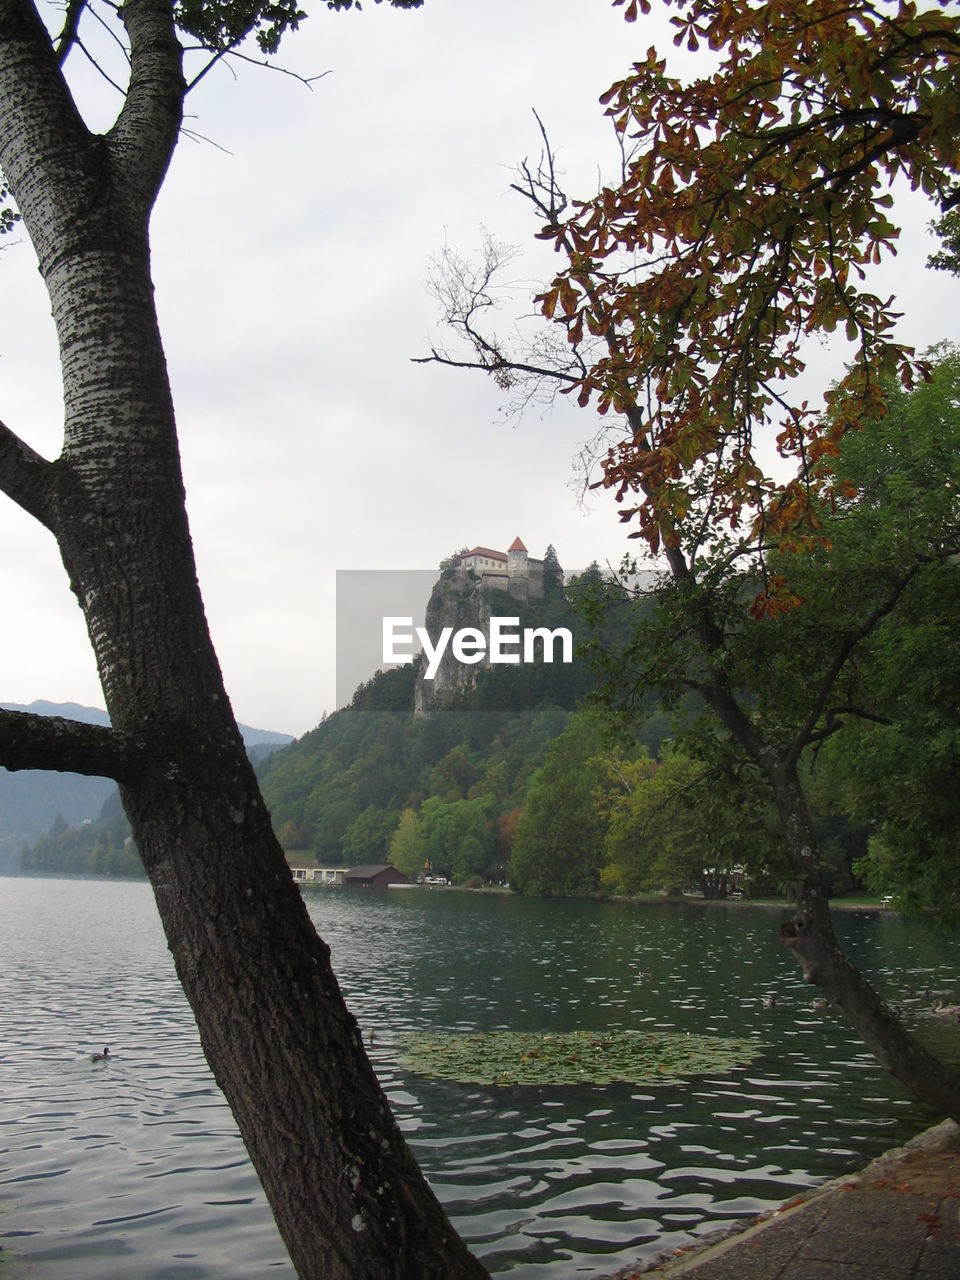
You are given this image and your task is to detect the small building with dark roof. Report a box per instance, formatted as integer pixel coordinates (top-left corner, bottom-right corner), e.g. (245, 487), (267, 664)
(342, 864), (409, 889)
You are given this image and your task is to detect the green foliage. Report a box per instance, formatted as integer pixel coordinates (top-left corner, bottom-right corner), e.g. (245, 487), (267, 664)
(350, 664), (418, 711)
(414, 793), (498, 882)
(175, 0), (305, 54)
(174, 0), (422, 56)
(602, 742), (781, 898)
(21, 792), (143, 878)
(509, 712), (613, 896)
(397, 1028), (761, 1087)
(541, 543), (563, 598)
(256, 582), (656, 881)
(341, 804), (397, 865)
(427, 746), (478, 800)
(809, 361), (960, 921)
(578, 347), (960, 907)
(928, 207), (960, 277)
(0, 176), (19, 235)
(258, 698), (574, 877)
(388, 807), (422, 879)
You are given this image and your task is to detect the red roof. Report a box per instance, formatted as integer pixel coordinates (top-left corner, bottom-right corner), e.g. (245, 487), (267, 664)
(464, 546), (506, 561)
(508, 536), (527, 552)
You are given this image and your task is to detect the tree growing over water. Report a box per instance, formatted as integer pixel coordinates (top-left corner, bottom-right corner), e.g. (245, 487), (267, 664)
(0, 0), (490, 1275)
(601, 741), (782, 899)
(424, 0), (960, 1120)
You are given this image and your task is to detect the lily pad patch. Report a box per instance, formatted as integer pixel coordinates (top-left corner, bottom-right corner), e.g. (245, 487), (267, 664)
(397, 1029), (760, 1087)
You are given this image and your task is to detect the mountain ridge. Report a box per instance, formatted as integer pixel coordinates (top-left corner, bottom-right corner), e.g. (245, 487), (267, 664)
(1, 700), (293, 869)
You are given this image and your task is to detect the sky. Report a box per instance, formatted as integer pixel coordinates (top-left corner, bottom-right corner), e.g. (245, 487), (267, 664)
(1, 0), (958, 738)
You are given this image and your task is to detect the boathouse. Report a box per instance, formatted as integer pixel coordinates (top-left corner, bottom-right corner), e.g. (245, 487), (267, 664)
(343, 864), (409, 889)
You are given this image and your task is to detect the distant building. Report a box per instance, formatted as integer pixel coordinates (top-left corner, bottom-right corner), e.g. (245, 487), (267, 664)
(290, 866), (350, 886)
(343, 864), (409, 889)
(316, 868), (348, 886)
(508, 536), (532, 570)
(459, 546), (507, 573)
(451, 536), (555, 601)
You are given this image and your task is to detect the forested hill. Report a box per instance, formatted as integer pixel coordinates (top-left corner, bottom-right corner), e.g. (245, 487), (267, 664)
(16, 572), (668, 882)
(260, 677), (573, 876)
(258, 577), (667, 880)
(6, 704), (292, 876)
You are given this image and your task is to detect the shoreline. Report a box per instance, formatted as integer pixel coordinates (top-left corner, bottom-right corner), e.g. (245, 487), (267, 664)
(597, 892), (894, 914)
(3, 867), (896, 917)
(600, 1118), (960, 1278)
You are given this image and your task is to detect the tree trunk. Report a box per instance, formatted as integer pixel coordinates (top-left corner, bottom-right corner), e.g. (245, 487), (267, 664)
(769, 767), (960, 1123)
(0, 2), (489, 1275)
(690, 599), (960, 1124)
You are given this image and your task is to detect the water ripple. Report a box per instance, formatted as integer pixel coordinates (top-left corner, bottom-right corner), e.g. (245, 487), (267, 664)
(2, 878), (959, 1278)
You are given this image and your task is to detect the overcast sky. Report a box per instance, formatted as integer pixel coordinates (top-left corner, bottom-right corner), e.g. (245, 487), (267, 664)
(2, 0), (957, 737)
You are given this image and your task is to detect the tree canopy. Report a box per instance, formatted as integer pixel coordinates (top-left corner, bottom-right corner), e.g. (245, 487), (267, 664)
(539, 0), (960, 569)
(423, 0), (960, 1123)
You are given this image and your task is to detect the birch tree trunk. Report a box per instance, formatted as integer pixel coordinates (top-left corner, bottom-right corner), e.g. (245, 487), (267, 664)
(0, 1), (489, 1275)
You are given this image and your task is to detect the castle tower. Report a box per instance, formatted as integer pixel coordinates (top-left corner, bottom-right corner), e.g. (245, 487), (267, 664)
(507, 536), (528, 576)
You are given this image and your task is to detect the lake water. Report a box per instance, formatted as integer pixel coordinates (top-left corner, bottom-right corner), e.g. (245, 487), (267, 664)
(2, 877), (960, 1278)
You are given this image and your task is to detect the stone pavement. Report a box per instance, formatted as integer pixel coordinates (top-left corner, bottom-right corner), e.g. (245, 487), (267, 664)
(617, 1120), (960, 1280)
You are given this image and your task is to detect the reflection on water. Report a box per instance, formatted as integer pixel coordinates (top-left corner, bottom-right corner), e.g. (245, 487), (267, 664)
(2, 878), (959, 1278)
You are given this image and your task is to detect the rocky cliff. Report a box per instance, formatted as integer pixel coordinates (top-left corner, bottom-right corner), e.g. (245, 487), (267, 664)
(413, 572), (492, 718)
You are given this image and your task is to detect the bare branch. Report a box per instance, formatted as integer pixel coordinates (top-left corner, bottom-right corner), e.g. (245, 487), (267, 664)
(413, 345), (579, 387)
(0, 708), (152, 782)
(416, 228), (591, 423)
(74, 36), (127, 97)
(807, 702), (894, 744)
(55, 0), (88, 65)
(87, 0), (132, 68)
(179, 123), (235, 156)
(187, 47), (331, 93)
(508, 109), (568, 228)
(0, 419), (57, 529)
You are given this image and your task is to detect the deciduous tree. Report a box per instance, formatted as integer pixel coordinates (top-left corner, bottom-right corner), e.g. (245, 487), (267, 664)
(0, 0), (489, 1275)
(423, 0), (960, 1120)
(602, 743), (780, 898)
(510, 712), (611, 895)
(541, 0), (960, 562)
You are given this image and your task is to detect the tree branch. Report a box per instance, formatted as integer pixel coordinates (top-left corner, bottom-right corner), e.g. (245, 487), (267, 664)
(187, 46), (331, 93)
(0, 418), (57, 529)
(806, 703), (895, 754)
(0, 708), (153, 782)
(412, 345), (580, 385)
(785, 564), (922, 774)
(109, 0), (185, 217)
(55, 0), (87, 65)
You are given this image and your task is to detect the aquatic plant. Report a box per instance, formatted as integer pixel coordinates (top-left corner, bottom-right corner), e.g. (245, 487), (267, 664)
(398, 1029), (760, 1087)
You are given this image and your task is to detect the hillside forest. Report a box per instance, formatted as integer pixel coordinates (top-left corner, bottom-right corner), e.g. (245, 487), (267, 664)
(20, 352), (960, 921)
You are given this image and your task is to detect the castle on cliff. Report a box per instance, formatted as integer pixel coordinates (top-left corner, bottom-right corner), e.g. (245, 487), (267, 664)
(449, 537), (556, 602)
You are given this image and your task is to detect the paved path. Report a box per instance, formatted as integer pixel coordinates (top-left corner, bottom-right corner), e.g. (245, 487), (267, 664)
(615, 1120), (960, 1280)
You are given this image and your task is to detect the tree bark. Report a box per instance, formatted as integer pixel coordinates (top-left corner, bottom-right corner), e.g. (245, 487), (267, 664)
(0, 707), (150, 778)
(0, 2), (489, 1275)
(708, 686), (960, 1124)
(770, 768), (960, 1124)
(686, 570), (960, 1123)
